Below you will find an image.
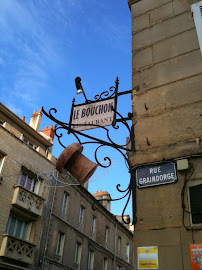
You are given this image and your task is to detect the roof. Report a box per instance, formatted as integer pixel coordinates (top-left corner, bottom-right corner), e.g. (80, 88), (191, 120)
(0, 102), (52, 147)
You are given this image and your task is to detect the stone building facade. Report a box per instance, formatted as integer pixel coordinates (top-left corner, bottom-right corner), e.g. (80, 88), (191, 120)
(0, 103), (56, 269)
(128, 0), (202, 269)
(41, 180), (134, 270)
(0, 102), (134, 270)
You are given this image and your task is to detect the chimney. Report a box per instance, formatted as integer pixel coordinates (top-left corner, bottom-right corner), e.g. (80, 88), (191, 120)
(40, 125), (55, 140)
(92, 190), (111, 212)
(29, 109), (42, 131)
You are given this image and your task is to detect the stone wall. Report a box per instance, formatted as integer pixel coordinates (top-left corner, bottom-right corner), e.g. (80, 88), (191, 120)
(128, 0), (202, 165)
(128, 0), (202, 269)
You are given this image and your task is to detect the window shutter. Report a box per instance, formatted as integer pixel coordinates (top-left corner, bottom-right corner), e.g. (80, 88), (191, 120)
(192, 1), (202, 55)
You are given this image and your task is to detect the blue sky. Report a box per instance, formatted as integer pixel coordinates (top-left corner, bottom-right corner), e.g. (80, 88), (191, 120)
(0, 0), (133, 217)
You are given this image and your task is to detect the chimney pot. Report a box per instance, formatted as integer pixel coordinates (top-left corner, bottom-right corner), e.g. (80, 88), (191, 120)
(29, 109), (43, 131)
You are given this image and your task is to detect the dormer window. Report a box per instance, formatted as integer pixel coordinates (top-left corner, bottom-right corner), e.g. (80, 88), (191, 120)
(22, 136), (37, 150)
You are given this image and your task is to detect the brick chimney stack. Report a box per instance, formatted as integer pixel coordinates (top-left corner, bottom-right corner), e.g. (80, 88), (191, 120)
(40, 125), (55, 141)
(29, 109), (42, 131)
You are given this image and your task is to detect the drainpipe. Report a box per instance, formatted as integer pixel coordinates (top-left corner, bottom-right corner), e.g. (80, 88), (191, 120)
(34, 174), (53, 270)
(114, 222), (117, 270)
(41, 174), (57, 270)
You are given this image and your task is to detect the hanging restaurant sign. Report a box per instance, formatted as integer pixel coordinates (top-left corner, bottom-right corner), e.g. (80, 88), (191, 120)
(71, 98), (115, 131)
(136, 162), (177, 188)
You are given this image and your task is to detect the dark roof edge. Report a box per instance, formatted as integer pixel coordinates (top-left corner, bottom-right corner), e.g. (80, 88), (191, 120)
(128, 0), (142, 9)
(76, 184), (134, 237)
(0, 102), (52, 147)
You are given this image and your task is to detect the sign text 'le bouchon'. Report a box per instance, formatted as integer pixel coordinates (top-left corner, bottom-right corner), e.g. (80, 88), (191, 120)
(71, 99), (115, 131)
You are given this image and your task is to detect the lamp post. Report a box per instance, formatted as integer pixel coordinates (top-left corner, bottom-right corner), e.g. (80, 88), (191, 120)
(75, 77), (89, 103)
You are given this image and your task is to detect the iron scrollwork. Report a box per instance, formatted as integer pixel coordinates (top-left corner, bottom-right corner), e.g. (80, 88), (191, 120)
(42, 77), (136, 225)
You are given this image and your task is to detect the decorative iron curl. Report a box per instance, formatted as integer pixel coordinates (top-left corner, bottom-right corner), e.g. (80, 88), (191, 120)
(94, 145), (112, 168)
(42, 100), (135, 225)
(94, 86), (116, 101)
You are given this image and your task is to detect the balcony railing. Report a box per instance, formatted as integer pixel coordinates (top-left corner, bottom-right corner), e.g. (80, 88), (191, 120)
(0, 234), (36, 265)
(12, 185), (44, 216)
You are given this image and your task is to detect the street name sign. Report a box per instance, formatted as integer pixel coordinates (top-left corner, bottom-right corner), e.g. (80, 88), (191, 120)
(136, 162), (177, 188)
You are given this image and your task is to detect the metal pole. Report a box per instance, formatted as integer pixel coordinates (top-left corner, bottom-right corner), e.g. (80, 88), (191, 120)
(34, 175), (52, 270)
(41, 174), (57, 270)
(131, 170), (137, 227)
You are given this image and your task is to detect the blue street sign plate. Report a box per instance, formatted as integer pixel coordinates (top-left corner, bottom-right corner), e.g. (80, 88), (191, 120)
(136, 162), (177, 188)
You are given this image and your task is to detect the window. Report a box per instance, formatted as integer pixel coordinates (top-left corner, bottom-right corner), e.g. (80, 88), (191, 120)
(0, 152), (6, 174)
(126, 244), (130, 262)
(61, 192), (69, 220)
(105, 226), (109, 248)
(91, 216), (96, 240)
(78, 205), (85, 230)
(18, 170), (40, 194)
(74, 242), (82, 268)
(22, 136), (37, 150)
(55, 232), (65, 260)
(189, 184), (202, 224)
(88, 249), (94, 270)
(6, 215), (30, 240)
(192, 1), (202, 55)
(117, 236), (121, 256)
(103, 258), (108, 270)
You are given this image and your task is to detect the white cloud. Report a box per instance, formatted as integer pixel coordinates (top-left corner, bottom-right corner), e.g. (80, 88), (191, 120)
(0, 0), (65, 110)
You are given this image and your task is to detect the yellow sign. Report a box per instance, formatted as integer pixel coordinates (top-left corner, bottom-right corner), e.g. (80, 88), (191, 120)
(138, 246), (158, 269)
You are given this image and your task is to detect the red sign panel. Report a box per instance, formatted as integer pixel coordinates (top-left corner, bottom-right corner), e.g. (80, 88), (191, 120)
(190, 244), (202, 270)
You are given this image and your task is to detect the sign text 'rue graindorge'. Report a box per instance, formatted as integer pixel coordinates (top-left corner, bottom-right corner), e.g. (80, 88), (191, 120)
(136, 162), (177, 188)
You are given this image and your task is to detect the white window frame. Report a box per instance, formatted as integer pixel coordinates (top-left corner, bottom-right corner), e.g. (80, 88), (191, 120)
(0, 152), (6, 174)
(74, 242), (82, 268)
(187, 180), (202, 227)
(88, 249), (94, 270)
(78, 205), (85, 230)
(192, 1), (202, 55)
(6, 215), (31, 241)
(126, 244), (130, 262)
(103, 257), (108, 270)
(55, 232), (65, 260)
(22, 135), (37, 150)
(105, 226), (109, 249)
(61, 192), (69, 220)
(18, 171), (40, 194)
(91, 216), (96, 240)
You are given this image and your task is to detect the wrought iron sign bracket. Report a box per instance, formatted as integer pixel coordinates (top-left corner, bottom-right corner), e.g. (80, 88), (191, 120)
(42, 77), (137, 225)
